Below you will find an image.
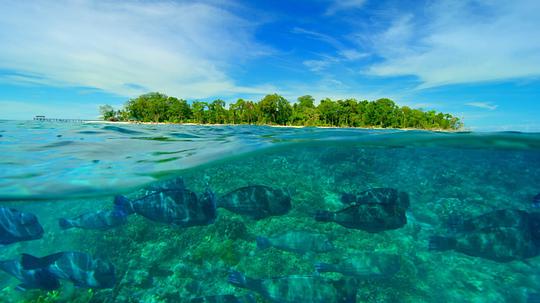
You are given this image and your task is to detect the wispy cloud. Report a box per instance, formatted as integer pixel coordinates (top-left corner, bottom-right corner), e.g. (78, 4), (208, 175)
(0, 0), (268, 98)
(303, 59), (335, 72)
(291, 27), (344, 49)
(409, 103), (439, 109)
(339, 49), (369, 61)
(325, 0), (366, 15)
(465, 102), (498, 110)
(364, 0), (540, 87)
(293, 27), (369, 72)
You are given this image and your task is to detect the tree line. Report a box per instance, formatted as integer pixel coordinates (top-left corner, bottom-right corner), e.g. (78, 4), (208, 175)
(99, 92), (462, 130)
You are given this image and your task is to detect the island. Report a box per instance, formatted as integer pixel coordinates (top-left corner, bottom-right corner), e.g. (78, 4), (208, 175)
(100, 92), (462, 130)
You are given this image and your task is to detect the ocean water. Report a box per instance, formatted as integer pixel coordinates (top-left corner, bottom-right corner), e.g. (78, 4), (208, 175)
(1, 120), (540, 302)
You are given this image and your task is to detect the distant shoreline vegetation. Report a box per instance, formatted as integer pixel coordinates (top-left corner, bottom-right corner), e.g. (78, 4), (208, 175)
(99, 92), (462, 130)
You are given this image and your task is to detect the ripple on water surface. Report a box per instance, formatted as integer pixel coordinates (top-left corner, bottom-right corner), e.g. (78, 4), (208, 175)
(0, 121), (539, 200)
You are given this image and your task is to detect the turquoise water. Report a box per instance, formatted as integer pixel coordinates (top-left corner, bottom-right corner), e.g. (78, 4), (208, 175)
(1, 120), (540, 302)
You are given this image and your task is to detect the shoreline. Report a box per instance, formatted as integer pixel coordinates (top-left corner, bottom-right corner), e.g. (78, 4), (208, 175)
(83, 120), (466, 132)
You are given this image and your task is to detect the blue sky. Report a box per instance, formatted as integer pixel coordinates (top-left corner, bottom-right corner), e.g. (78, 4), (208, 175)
(0, 0), (539, 131)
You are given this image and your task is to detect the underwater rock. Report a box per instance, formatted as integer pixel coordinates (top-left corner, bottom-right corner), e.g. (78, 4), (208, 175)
(0, 207), (44, 245)
(228, 271), (357, 303)
(315, 252), (401, 279)
(256, 231), (335, 254)
(149, 264), (174, 278)
(430, 197), (470, 229)
(190, 239), (241, 267)
(341, 188), (409, 207)
(218, 185), (291, 220)
(429, 209), (540, 262)
(124, 269), (153, 288)
(190, 294), (256, 303)
(211, 217), (248, 240)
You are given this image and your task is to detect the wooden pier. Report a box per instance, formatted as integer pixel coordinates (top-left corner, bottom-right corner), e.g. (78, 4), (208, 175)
(33, 115), (88, 123)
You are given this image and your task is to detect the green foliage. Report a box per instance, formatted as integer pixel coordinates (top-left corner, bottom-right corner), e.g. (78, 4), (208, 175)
(166, 97), (191, 123)
(191, 101), (208, 124)
(208, 99), (227, 124)
(99, 92), (462, 130)
(99, 104), (117, 121)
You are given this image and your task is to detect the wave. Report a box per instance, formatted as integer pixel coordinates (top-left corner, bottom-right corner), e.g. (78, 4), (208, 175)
(0, 121), (539, 200)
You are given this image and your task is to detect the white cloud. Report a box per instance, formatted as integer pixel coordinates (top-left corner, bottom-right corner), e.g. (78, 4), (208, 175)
(338, 49), (369, 61)
(293, 28), (369, 72)
(292, 27), (344, 49)
(408, 103), (438, 109)
(303, 59), (334, 72)
(465, 102), (498, 111)
(325, 0), (366, 15)
(365, 0), (540, 87)
(301, 51), (368, 73)
(0, 0), (268, 99)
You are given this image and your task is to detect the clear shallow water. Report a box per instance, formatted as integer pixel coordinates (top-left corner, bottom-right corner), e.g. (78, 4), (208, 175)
(1, 120), (540, 302)
(2, 120), (539, 200)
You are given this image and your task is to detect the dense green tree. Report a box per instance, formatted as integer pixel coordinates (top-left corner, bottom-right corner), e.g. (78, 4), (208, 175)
(291, 95), (318, 126)
(103, 92), (462, 130)
(124, 92), (169, 122)
(276, 96), (292, 125)
(370, 98), (397, 127)
(258, 94), (279, 124)
(208, 99), (227, 124)
(297, 95), (315, 109)
(167, 97), (191, 122)
(336, 99), (358, 126)
(318, 98), (339, 126)
(191, 101), (208, 124)
(243, 100), (257, 124)
(99, 105), (116, 121)
(117, 109), (130, 122)
(228, 99), (244, 124)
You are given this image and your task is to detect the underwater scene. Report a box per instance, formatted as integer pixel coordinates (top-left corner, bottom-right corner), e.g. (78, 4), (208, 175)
(1, 120), (540, 303)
